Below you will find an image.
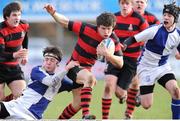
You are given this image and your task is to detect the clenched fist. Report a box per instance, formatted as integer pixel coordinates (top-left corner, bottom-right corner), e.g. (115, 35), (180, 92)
(44, 4), (56, 15)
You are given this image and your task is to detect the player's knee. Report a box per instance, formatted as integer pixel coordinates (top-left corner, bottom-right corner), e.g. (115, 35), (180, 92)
(86, 74), (96, 87)
(141, 102), (152, 109)
(131, 82), (139, 89)
(104, 85), (112, 94)
(104, 81), (115, 93)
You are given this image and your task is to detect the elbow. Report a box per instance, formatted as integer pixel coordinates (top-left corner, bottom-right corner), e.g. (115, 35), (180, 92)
(175, 54), (180, 60)
(116, 61), (124, 69)
(113, 56), (124, 69)
(112, 59), (123, 69)
(117, 56), (124, 69)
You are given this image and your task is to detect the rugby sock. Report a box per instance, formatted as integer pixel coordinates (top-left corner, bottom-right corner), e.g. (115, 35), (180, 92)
(80, 87), (92, 116)
(125, 88), (138, 116)
(102, 98), (112, 119)
(171, 99), (180, 119)
(58, 103), (78, 119)
(3, 94), (13, 102)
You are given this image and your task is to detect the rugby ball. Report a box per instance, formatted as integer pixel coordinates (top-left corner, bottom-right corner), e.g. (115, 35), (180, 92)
(97, 38), (115, 62)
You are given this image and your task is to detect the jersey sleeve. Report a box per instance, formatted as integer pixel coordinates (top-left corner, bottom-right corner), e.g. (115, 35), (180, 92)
(20, 20), (29, 49)
(68, 21), (85, 35)
(20, 20), (30, 32)
(31, 67), (68, 86)
(134, 25), (158, 42)
(42, 70), (68, 86)
(22, 32), (28, 49)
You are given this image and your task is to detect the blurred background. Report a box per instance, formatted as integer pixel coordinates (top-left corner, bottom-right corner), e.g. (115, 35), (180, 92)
(0, 0), (180, 80)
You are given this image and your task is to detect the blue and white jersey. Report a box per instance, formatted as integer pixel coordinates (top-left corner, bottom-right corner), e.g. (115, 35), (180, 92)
(135, 24), (180, 67)
(15, 66), (68, 119)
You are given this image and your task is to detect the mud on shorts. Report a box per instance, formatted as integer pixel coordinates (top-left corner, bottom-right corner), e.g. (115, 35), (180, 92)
(105, 62), (136, 90)
(0, 64), (25, 84)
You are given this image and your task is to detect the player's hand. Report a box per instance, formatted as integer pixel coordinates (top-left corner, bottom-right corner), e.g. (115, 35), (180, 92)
(20, 57), (28, 66)
(44, 4), (56, 15)
(96, 42), (108, 56)
(65, 61), (80, 71)
(122, 44), (127, 51)
(13, 92), (23, 100)
(13, 48), (28, 59)
(175, 51), (180, 60)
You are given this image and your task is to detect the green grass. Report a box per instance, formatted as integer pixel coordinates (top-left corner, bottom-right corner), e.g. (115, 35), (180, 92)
(4, 80), (178, 119)
(43, 80), (178, 119)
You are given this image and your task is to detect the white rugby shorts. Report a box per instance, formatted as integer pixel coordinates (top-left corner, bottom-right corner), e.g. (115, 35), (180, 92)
(137, 63), (174, 86)
(3, 100), (37, 120)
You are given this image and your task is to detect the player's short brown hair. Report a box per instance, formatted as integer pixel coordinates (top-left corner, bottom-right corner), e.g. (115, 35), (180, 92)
(3, 1), (22, 20)
(96, 12), (116, 28)
(43, 46), (63, 62)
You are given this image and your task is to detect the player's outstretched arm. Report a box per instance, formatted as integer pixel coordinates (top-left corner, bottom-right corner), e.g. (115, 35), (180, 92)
(122, 37), (137, 51)
(41, 61), (79, 86)
(44, 4), (69, 28)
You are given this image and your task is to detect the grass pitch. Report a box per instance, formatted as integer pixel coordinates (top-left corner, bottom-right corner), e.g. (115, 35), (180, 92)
(43, 80), (177, 119)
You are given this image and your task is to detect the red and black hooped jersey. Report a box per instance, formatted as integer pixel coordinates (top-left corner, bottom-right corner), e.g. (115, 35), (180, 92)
(68, 21), (122, 70)
(143, 11), (160, 25)
(0, 20), (29, 66)
(114, 11), (149, 60)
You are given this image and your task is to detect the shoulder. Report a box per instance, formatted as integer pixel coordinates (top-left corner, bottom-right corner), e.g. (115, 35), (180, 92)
(85, 22), (96, 29)
(110, 32), (119, 43)
(144, 11), (155, 16)
(69, 20), (94, 27)
(114, 11), (121, 16)
(20, 20), (29, 24)
(144, 11), (160, 25)
(132, 11), (144, 19)
(0, 21), (8, 30)
(148, 24), (162, 32)
(20, 20), (29, 30)
(68, 20), (95, 32)
(31, 66), (41, 74)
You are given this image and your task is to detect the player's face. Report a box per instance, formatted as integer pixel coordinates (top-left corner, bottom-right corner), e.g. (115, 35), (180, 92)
(97, 25), (114, 39)
(163, 13), (175, 29)
(6, 11), (21, 27)
(133, 0), (147, 14)
(120, 1), (133, 16)
(42, 56), (59, 73)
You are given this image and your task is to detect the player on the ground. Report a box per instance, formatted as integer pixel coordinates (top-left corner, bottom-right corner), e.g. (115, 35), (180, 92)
(0, 46), (79, 119)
